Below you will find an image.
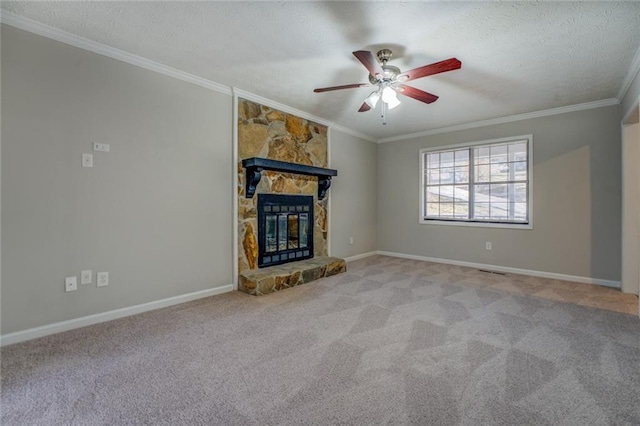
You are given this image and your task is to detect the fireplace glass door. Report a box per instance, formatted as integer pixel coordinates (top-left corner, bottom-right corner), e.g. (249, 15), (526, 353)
(258, 194), (314, 267)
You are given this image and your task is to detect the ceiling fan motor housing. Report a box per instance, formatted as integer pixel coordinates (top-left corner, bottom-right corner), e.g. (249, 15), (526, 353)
(376, 49), (393, 64)
(369, 62), (401, 85)
(367, 50), (400, 85)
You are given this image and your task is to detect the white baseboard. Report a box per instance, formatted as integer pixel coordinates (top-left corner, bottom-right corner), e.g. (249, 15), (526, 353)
(1, 251), (623, 346)
(344, 251), (378, 262)
(376, 251), (621, 289)
(0, 284), (234, 346)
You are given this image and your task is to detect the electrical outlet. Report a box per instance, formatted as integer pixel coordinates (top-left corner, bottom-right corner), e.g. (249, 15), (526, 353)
(82, 153), (93, 168)
(93, 143), (110, 152)
(97, 272), (109, 287)
(65, 276), (78, 292)
(485, 242), (492, 250)
(349, 237), (354, 245)
(81, 270), (92, 285)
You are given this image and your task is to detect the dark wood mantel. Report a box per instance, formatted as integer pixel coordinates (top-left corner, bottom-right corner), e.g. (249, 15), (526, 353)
(241, 157), (338, 200)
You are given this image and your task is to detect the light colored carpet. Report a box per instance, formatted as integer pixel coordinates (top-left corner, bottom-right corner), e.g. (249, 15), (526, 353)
(2, 255), (639, 425)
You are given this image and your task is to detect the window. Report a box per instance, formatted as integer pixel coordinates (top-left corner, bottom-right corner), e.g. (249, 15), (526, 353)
(420, 135), (532, 228)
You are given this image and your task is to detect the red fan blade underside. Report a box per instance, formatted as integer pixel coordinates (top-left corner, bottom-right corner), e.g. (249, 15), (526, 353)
(353, 50), (384, 77)
(313, 83), (369, 93)
(358, 102), (371, 112)
(399, 58), (461, 82)
(397, 85), (439, 104)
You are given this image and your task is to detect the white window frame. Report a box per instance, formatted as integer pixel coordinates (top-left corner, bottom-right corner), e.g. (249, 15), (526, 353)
(419, 134), (533, 229)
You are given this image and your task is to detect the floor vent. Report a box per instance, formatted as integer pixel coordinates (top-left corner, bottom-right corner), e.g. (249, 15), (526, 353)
(479, 269), (507, 276)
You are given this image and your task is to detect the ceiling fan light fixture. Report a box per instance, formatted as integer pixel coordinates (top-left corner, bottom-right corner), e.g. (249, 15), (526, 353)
(386, 96), (401, 110)
(382, 86), (401, 109)
(365, 91), (381, 108)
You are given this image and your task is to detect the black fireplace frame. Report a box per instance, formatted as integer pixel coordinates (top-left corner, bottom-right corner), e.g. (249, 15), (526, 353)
(257, 194), (314, 268)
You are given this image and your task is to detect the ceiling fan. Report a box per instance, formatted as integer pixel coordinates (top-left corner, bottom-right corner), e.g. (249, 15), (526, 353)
(314, 49), (461, 124)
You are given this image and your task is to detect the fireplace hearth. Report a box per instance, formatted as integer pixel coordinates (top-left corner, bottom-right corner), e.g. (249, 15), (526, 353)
(257, 194), (314, 268)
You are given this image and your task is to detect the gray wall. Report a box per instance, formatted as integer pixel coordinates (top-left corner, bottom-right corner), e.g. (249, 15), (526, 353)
(377, 105), (622, 281)
(329, 130), (377, 258)
(0, 25), (3, 335)
(0, 22), (627, 335)
(622, 68), (640, 120)
(1, 26), (233, 334)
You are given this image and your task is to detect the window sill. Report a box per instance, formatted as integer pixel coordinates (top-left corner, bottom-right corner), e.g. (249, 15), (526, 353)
(419, 218), (533, 230)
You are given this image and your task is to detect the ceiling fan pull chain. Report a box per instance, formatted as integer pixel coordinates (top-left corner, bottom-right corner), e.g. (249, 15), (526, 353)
(382, 100), (387, 125)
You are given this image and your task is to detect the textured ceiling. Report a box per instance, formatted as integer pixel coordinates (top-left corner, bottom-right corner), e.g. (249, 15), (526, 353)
(3, 1), (640, 139)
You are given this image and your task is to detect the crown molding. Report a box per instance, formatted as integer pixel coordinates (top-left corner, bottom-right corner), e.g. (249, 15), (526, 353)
(328, 123), (377, 143)
(377, 98), (620, 143)
(233, 88), (377, 143)
(0, 11), (376, 142)
(1, 10), (628, 146)
(618, 44), (640, 102)
(0, 10), (232, 95)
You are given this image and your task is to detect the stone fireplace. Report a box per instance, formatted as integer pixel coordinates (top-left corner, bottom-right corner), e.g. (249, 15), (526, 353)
(237, 98), (346, 295)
